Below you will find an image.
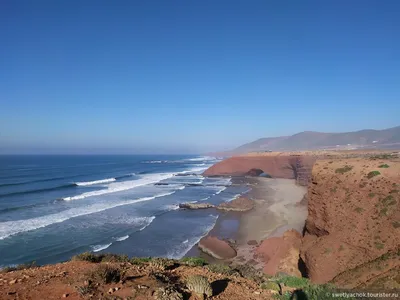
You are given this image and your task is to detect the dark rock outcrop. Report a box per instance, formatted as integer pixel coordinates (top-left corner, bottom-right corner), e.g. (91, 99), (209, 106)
(245, 168), (264, 176)
(179, 203), (215, 210)
(217, 197), (254, 212)
(198, 236), (237, 259)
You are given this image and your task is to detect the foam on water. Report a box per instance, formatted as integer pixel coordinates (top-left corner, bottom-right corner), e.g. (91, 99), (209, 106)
(167, 214), (219, 259)
(63, 173), (175, 201)
(215, 187), (227, 194)
(115, 235), (129, 241)
(0, 191), (176, 240)
(91, 243), (112, 252)
(139, 216), (156, 231)
(75, 178), (116, 186)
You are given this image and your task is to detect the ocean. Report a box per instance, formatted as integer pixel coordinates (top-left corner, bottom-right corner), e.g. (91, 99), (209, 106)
(0, 155), (248, 267)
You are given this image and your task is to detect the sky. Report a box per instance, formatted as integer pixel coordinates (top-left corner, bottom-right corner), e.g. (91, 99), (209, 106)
(1, 0), (399, 154)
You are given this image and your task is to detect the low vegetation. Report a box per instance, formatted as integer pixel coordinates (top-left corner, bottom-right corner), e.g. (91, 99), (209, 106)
(87, 264), (121, 284)
(367, 171), (381, 179)
(369, 154), (397, 160)
(335, 165), (353, 174)
(270, 275), (352, 300)
(0, 261), (37, 273)
(378, 164), (390, 168)
(2, 250), (358, 300)
(186, 275), (213, 299)
(180, 256), (207, 267)
(206, 263), (238, 276)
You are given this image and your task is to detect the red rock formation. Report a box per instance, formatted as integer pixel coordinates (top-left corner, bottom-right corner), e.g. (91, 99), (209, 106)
(203, 155), (315, 184)
(301, 157), (400, 285)
(198, 236), (237, 260)
(217, 196), (254, 212)
(256, 230), (302, 277)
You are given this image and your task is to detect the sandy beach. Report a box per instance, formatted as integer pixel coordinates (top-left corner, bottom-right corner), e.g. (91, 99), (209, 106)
(186, 176), (307, 269)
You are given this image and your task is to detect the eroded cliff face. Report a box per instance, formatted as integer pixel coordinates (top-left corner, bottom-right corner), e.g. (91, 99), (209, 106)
(203, 154), (315, 184)
(301, 157), (400, 286)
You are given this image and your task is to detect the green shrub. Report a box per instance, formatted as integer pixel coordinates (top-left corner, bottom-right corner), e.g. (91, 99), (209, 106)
(88, 264), (121, 284)
(382, 195), (396, 206)
(276, 275), (309, 288)
(130, 257), (152, 265)
(180, 257), (207, 267)
(206, 264), (237, 276)
(335, 166), (353, 174)
(150, 258), (177, 270)
(354, 207), (364, 213)
(367, 171), (381, 179)
(273, 275), (353, 300)
(186, 275), (213, 299)
(72, 252), (103, 263)
(234, 264), (265, 283)
(260, 281), (280, 291)
(378, 164), (389, 168)
(72, 252), (129, 263)
(101, 253), (129, 263)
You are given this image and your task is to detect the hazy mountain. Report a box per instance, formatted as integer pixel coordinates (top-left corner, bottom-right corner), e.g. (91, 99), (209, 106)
(227, 126), (400, 154)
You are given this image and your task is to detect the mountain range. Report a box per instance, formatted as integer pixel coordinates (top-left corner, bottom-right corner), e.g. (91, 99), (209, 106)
(218, 126), (400, 155)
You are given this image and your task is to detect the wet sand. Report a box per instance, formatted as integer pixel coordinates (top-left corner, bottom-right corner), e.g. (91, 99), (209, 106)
(185, 176), (307, 269)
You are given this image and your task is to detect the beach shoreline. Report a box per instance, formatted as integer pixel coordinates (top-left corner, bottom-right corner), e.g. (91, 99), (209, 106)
(184, 176), (308, 270)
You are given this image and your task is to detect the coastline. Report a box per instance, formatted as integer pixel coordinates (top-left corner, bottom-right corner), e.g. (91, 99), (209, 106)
(184, 175), (307, 270)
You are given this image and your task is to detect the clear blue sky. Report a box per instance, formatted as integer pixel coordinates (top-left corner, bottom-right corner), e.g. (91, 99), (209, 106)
(1, 0), (399, 154)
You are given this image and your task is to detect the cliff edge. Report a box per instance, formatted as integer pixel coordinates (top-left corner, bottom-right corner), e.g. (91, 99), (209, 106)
(301, 154), (400, 288)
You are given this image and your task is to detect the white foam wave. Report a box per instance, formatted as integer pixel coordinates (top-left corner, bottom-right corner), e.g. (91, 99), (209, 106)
(215, 187), (227, 194)
(64, 173), (175, 201)
(167, 214), (219, 259)
(187, 163), (205, 167)
(75, 178), (116, 186)
(180, 166), (208, 174)
(91, 243), (112, 252)
(143, 160), (163, 164)
(115, 235), (129, 241)
(165, 204), (180, 211)
(188, 156), (215, 162)
(139, 216), (155, 231)
(0, 191), (173, 240)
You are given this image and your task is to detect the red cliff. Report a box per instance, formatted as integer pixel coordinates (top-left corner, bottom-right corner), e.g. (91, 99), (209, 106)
(301, 156), (400, 287)
(203, 154), (315, 184)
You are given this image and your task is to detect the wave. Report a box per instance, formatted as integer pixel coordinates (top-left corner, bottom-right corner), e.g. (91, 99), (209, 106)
(142, 160), (164, 164)
(115, 235), (129, 241)
(179, 166), (208, 174)
(0, 190), (176, 240)
(174, 173), (200, 177)
(75, 178), (116, 186)
(139, 216), (156, 231)
(167, 214), (218, 259)
(115, 174), (135, 180)
(0, 183), (76, 198)
(63, 173), (175, 201)
(215, 187), (227, 195)
(91, 243), (112, 252)
(187, 156), (215, 162)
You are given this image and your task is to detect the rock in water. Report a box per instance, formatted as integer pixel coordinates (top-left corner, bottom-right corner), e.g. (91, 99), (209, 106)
(198, 236), (237, 259)
(179, 203), (215, 210)
(217, 196), (254, 212)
